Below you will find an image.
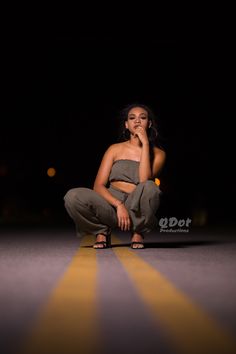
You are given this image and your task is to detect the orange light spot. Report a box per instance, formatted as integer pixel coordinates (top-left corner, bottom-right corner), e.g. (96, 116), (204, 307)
(47, 167), (56, 177)
(155, 178), (160, 186)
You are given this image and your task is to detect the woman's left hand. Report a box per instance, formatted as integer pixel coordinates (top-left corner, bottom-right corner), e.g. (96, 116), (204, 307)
(116, 204), (131, 231)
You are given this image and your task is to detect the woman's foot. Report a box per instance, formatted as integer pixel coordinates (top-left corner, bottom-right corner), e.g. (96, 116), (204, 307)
(131, 233), (145, 249)
(93, 233), (111, 249)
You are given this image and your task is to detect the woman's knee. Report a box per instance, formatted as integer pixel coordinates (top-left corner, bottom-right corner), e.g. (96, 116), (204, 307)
(64, 187), (90, 207)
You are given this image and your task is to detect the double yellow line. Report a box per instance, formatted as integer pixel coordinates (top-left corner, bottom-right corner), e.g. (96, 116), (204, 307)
(113, 236), (236, 354)
(21, 234), (236, 354)
(21, 235), (99, 354)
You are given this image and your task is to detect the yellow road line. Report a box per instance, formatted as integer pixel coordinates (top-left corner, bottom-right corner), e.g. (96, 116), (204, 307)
(112, 235), (236, 354)
(21, 235), (99, 354)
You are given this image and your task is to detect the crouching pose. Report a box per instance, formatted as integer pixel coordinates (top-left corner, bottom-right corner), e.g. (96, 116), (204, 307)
(64, 103), (166, 249)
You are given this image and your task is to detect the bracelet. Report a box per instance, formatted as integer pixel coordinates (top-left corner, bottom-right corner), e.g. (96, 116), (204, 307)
(115, 200), (123, 209)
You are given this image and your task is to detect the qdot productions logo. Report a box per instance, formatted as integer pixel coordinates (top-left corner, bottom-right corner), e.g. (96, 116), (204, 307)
(159, 217), (192, 233)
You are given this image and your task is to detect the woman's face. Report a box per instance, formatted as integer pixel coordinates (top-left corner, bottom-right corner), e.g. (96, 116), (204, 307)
(125, 107), (150, 133)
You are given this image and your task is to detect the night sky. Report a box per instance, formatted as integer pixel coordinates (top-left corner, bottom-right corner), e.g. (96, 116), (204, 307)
(1, 30), (235, 228)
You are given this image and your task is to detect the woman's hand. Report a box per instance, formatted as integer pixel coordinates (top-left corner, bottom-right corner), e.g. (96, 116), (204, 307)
(134, 126), (149, 145)
(116, 204), (131, 231)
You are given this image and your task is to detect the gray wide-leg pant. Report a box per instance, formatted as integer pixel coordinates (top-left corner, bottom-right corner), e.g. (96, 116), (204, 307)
(64, 181), (161, 237)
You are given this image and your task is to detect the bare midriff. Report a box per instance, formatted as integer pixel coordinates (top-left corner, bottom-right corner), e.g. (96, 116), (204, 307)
(110, 181), (136, 194)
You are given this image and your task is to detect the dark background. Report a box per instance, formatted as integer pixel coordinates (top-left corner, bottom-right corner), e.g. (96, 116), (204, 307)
(1, 25), (235, 230)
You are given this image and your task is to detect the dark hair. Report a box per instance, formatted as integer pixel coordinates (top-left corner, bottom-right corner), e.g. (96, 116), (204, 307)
(117, 103), (160, 147)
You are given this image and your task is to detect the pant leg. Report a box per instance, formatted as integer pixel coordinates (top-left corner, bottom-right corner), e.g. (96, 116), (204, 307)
(125, 180), (161, 234)
(64, 187), (118, 237)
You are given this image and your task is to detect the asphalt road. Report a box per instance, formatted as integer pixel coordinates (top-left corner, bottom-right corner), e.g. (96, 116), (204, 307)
(1, 226), (236, 354)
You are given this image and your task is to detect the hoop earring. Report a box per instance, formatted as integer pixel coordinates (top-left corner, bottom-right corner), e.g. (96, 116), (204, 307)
(151, 126), (158, 139)
(123, 128), (130, 140)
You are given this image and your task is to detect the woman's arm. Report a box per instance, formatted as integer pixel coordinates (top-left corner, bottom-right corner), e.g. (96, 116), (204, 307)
(139, 142), (152, 182)
(133, 126), (152, 181)
(134, 126), (166, 181)
(139, 145), (166, 181)
(93, 145), (122, 208)
(93, 144), (131, 231)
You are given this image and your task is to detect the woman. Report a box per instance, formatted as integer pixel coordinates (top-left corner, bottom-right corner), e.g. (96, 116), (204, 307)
(64, 103), (166, 249)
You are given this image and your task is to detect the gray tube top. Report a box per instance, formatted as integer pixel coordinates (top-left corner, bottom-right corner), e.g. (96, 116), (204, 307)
(109, 159), (140, 185)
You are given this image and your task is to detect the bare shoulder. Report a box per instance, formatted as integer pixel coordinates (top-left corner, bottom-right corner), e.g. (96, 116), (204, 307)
(105, 142), (126, 158)
(103, 142), (125, 160)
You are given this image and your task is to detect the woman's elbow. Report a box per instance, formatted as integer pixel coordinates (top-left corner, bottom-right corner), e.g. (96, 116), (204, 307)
(139, 175), (153, 183)
(93, 183), (104, 192)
